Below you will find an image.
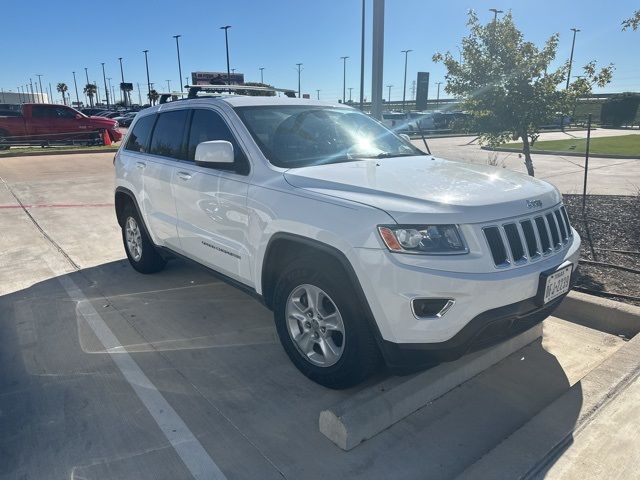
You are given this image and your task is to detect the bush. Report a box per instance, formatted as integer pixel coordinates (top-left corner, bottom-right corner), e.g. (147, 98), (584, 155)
(601, 92), (640, 126)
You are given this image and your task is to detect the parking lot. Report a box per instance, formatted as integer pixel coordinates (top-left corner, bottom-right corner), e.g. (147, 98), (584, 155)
(1, 150), (639, 479)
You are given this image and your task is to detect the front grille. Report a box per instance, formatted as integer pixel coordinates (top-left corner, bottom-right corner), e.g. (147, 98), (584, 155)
(484, 205), (572, 268)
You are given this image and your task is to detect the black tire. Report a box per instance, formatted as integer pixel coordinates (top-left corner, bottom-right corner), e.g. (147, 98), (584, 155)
(121, 203), (167, 274)
(0, 129), (10, 150)
(273, 257), (381, 389)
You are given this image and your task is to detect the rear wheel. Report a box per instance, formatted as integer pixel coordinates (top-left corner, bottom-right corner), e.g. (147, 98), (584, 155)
(0, 130), (10, 150)
(273, 258), (380, 389)
(121, 204), (166, 274)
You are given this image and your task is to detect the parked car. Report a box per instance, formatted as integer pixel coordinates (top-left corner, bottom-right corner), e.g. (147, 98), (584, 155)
(114, 112), (137, 127)
(0, 104), (122, 146)
(80, 108), (108, 116)
(114, 97), (580, 388)
(381, 112), (416, 132)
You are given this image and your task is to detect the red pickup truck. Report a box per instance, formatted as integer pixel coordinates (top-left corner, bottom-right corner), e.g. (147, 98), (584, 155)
(0, 104), (123, 147)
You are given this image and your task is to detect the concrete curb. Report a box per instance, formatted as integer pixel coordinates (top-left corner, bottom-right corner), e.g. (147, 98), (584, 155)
(555, 290), (640, 338)
(456, 316), (640, 479)
(0, 147), (119, 158)
(319, 324), (543, 451)
(481, 145), (639, 159)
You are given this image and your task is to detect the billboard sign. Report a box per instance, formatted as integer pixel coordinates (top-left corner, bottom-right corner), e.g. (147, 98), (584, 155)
(416, 72), (430, 111)
(120, 82), (133, 91)
(191, 71), (245, 86)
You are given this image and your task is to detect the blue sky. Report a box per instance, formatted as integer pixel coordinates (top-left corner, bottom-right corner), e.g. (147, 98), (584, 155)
(1, 0), (638, 103)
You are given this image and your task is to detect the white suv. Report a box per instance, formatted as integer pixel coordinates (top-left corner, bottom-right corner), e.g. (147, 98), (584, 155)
(114, 95), (580, 388)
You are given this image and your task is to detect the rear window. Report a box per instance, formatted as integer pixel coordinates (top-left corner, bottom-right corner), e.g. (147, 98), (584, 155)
(149, 110), (189, 160)
(125, 114), (155, 153)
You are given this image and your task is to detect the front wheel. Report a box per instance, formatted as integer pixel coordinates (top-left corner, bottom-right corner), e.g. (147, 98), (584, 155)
(273, 258), (380, 389)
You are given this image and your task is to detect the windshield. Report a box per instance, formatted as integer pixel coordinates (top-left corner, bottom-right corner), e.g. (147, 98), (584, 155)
(234, 105), (424, 168)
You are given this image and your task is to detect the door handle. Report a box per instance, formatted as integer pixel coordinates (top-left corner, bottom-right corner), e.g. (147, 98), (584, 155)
(177, 171), (192, 181)
(136, 161), (146, 169)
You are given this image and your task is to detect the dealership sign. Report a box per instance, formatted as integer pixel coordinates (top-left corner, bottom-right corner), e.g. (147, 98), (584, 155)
(191, 71), (245, 85)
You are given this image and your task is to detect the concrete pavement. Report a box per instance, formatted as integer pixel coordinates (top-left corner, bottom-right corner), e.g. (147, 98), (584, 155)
(1, 151), (639, 479)
(412, 128), (640, 195)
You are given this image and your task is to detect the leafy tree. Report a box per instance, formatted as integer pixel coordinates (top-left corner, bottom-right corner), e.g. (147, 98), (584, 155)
(83, 83), (97, 107)
(56, 83), (68, 105)
(433, 11), (613, 176)
(622, 10), (640, 31)
(147, 89), (159, 105)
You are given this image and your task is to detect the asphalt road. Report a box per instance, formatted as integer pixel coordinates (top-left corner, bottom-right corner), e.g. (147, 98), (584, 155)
(0, 152), (634, 479)
(412, 128), (640, 195)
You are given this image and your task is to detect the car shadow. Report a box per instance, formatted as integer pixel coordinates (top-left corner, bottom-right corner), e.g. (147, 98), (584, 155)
(0, 258), (583, 479)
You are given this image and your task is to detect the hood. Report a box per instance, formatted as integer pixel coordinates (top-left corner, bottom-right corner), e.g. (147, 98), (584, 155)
(283, 156), (561, 224)
(88, 115), (118, 128)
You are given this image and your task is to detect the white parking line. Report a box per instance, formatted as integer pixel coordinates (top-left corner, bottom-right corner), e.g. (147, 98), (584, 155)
(57, 274), (227, 480)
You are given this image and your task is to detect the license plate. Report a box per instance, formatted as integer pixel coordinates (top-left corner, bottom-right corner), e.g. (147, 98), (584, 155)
(542, 264), (572, 304)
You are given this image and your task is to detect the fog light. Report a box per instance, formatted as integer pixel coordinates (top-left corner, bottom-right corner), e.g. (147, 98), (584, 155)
(411, 298), (455, 319)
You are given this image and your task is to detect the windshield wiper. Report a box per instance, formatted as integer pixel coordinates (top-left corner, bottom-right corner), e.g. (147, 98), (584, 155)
(359, 152), (423, 159)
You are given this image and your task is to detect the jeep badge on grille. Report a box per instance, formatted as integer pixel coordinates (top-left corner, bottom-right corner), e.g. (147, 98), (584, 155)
(526, 199), (543, 209)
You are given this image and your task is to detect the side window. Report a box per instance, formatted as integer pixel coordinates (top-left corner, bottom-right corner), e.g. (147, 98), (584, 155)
(149, 110), (189, 160)
(31, 106), (53, 118)
(55, 107), (77, 119)
(124, 114), (155, 153)
(187, 109), (248, 174)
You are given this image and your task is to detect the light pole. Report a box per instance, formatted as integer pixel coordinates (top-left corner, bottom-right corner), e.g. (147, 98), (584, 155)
(84, 67), (92, 107)
(220, 25), (231, 85)
(72, 71), (80, 106)
(401, 49), (412, 112)
(489, 8), (503, 21)
(101, 63), (110, 109)
(359, 0), (365, 109)
(143, 50), (151, 105)
(48, 83), (53, 104)
(340, 56), (349, 103)
(118, 57), (127, 107)
(387, 84), (393, 103)
(566, 28), (580, 90)
(173, 35), (183, 94)
(137, 83), (142, 105)
(36, 74), (44, 103)
(29, 79), (35, 103)
(436, 81), (442, 108)
(296, 63), (303, 98)
(166, 80), (171, 92)
(259, 67), (265, 83)
(371, 0), (385, 120)
(316, 89), (320, 100)
(348, 87), (353, 102)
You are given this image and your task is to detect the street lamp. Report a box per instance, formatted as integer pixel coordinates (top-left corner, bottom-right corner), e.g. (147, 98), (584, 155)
(566, 28), (580, 90)
(316, 89), (320, 100)
(143, 50), (151, 105)
(36, 74), (44, 104)
(489, 8), (503, 21)
(340, 56), (349, 104)
(348, 87), (353, 102)
(401, 49), (412, 112)
(436, 81), (443, 108)
(72, 71), (80, 106)
(386, 84), (393, 103)
(259, 67), (265, 83)
(173, 35), (184, 94)
(84, 67), (92, 107)
(296, 63), (303, 98)
(220, 25), (232, 85)
(166, 80), (171, 92)
(359, 0), (365, 109)
(101, 63), (110, 109)
(118, 57), (127, 107)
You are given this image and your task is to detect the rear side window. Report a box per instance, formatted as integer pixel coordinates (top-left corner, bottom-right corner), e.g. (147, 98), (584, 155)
(149, 110), (189, 160)
(186, 109), (248, 174)
(125, 114), (155, 153)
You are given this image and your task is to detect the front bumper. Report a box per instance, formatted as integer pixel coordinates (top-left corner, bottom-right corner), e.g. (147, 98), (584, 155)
(351, 231), (581, 368)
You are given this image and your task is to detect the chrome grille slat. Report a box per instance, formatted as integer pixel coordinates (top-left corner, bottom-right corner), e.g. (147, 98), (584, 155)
(483, 205), (572, 268)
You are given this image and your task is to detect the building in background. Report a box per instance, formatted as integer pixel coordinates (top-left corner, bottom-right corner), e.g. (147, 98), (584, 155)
(0, 91), (50, 105)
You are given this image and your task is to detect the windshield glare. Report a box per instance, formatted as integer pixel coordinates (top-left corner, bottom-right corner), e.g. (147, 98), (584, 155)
(234, 106), (424, 168)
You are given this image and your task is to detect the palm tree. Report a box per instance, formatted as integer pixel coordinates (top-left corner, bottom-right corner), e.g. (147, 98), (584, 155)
(147, 89), (159, 105)
(83, 83), (97, 107)
(56, 83), (68, 105)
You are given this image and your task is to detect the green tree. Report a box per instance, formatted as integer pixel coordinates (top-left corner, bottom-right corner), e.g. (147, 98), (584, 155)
(433, 11), (613, 176)
(56, 83), (68, 105)
(83, 83), (97, 107)
(147, 89), (159, 105)
(622, 10), (640, 31)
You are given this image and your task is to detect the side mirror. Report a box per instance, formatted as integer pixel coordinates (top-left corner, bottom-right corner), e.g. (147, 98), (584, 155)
(195, 140), (234, 167)
(399, 133), (411, 142)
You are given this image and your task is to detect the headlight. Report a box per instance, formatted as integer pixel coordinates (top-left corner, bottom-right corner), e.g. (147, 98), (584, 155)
(378, 225), (468, 255)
